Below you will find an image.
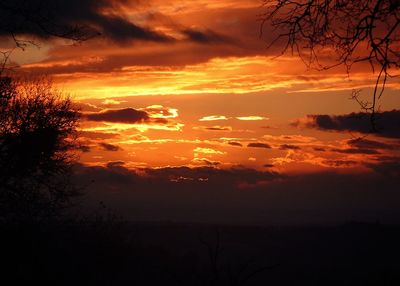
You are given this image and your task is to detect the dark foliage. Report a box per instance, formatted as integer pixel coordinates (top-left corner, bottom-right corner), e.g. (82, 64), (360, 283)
(0, 77), (80, 222)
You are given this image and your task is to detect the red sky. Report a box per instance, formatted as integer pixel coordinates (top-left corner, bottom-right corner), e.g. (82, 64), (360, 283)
(3, 0), (400, 223)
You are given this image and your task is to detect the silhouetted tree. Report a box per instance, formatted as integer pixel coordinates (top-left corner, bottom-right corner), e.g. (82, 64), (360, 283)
(0, 77), (80, 222)
(261, 0), (400, 128)
(0, 1), (97, 222)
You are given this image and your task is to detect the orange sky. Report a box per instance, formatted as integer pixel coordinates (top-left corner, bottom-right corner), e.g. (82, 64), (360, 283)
(8, 0), (400, 175)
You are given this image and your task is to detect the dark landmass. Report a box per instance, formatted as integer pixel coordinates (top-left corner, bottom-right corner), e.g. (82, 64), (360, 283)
(1, 221), (399, 285)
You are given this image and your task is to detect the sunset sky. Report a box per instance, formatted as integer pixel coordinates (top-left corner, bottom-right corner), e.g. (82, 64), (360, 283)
(4, 0), (400, 223)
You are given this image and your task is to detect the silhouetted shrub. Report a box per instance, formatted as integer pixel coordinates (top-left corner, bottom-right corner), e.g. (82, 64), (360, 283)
(0, 77), (80, 222)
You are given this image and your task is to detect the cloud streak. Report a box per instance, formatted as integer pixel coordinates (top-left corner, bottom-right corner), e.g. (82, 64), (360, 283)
(292, 110), (400, 138)
(199, 115), (228, 121)
(85, 108), (150, 124)
(247, 142), (271, 149)
(181, 28), (234, 44)
(228, 141), (243, 147)
(236, 116), (269, 121)
(99, 142), (122, 152)
(0, 0), (173, 43)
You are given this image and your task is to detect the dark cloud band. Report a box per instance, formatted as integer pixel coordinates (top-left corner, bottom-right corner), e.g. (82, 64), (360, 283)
(0, 0), (172, 43)
(247, 142), (271, 149)
(85, 108), (149, 124)
(292, 110), (400, 138)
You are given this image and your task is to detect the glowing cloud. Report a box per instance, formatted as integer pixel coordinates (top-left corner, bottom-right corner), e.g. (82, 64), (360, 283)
(141, 105), (179, 119)
(236, 116), (269, 121)
(192, 158), (221, 166)
(199, 115), (228, 121)
(193, 126), (233, 131)
(101, 99), (124, 105)
(193, 147), (226, 155)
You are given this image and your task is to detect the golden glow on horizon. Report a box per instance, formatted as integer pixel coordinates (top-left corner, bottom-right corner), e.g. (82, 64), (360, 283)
(47, 56), (400, 100)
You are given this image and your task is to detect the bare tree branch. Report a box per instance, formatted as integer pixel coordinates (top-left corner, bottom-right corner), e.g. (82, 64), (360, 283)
(261, 0), (400, 129)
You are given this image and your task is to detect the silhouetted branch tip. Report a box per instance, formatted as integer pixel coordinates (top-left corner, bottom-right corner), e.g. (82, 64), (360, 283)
(261, 0), (400, 125)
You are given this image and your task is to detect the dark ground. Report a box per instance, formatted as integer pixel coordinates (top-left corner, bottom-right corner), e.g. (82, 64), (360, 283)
(1, 221), (400, 285)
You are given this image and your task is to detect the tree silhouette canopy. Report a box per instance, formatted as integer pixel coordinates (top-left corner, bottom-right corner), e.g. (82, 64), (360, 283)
(261, 0), (400, 126)
(0, 1), (97, 222)
(0, 77), (80, 222)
